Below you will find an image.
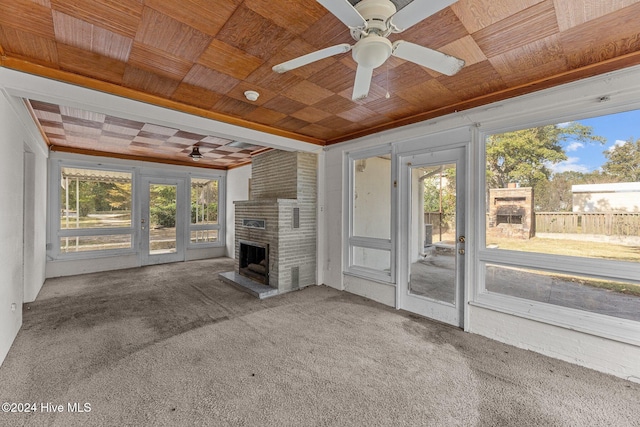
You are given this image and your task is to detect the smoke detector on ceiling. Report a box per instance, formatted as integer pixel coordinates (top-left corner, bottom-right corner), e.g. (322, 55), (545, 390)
(244, 90), (260, 101)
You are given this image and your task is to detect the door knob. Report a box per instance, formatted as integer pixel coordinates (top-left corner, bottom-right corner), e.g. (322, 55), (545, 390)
(458, 249), (465, 255)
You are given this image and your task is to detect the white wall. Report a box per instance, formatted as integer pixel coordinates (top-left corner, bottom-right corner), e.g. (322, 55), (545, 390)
(321, 65), (640, 381)
(0, 90), (48, 367)
(22, 145), (48, 302)
(225, 164), (251, 258)
(322, 148), (344, 289)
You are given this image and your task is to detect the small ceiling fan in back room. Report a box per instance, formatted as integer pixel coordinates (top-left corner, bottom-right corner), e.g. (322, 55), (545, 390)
(272, 0), (465, 101)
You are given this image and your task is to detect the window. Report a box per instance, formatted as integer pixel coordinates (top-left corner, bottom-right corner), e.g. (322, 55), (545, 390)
(58, 166), (133, 254)
(346, 148), (393, 282)
(479, 110), (640, 332)
(190, 177), (220, 245)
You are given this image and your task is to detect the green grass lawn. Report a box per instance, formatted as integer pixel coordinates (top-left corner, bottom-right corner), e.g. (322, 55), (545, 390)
(486, 236), (640, 262)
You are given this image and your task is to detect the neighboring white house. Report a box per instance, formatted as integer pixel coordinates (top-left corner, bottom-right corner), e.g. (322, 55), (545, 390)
(572, 182), (640, 212)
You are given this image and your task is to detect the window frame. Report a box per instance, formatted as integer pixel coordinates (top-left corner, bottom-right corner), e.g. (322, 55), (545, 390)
(187, 174), (225, 248)
(473, 116), (640, 347)
(344, 145), (395, 283)
(48, 158), (227, 261)
(50, 159), (137, 259)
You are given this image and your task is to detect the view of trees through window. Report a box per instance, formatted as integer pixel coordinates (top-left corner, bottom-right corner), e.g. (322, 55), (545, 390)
(190, 178), (219, 244)
(423, 166), (456, 244)
(484, 110), (640, 321)
(60, 167), (132, 252)
(191, 179), (218, 225)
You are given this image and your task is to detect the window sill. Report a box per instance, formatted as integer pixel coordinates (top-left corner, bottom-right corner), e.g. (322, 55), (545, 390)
(343, 269), (395, 286)
(471, 292), (640, 347)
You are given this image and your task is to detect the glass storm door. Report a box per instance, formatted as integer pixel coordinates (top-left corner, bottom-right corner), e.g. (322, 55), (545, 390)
(141, 177), (184, 265)
(399, 147), (466, 327)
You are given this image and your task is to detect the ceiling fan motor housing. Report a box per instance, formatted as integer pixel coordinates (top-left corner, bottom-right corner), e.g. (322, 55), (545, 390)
(353, 0), (396, 36)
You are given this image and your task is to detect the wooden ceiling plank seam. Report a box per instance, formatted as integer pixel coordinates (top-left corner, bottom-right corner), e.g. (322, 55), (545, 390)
(0, 0), (55, 40)
(451, 0), (544, 34)
(135, 7), (212, 62)
(0, 27), (60, 66)
(56, 43), (126, 85)
(128, 42), (193, 81)
(197, 39), (264, 80)
(49, 0), (143, 39)
(143, 0), (243, 37)
(472, 0), (559, 59)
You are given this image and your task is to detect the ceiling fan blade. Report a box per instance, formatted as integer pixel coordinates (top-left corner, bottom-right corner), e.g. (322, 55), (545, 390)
(388, 0), (456, 32)
(317, 0), (367, 29)
(392, 41), (464, 76)
(272, 43), (352, 73)
(352, 64), (374, 101)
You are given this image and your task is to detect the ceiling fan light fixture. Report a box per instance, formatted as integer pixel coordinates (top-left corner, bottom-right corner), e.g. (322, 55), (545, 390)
(352, 35), (392, 69)
(189, 146), (203, 161)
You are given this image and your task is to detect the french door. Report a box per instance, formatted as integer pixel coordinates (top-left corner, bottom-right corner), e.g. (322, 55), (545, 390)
(399, 147), (466, 327)
(140, 177), (186, 265)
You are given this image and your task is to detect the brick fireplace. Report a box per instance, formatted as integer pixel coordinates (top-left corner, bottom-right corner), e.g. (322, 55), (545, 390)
(227, 150), (317, 296)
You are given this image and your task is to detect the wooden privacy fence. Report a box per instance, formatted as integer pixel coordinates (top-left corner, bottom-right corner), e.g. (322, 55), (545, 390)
(535, 212), (640, 236)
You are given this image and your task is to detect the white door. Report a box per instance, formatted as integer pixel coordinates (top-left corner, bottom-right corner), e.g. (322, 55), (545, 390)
(399, 147), (466, 327)
(141, 177), (185, 265)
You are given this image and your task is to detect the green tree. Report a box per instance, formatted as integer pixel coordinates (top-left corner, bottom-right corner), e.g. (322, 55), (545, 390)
(150, 185), (177, 228)
(486, 123), (605, 189)
(533, 171), (613, 212)
(602, 137), (640, 181)
(106, 183), (132, 210)
(191, 181), (218, 223)
(422, 166), (456, 232)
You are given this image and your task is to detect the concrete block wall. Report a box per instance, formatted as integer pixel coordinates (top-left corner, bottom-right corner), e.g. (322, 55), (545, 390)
(250, 150), (298, 200)
(277, 201), (317, 291)
(234, 150), (317, 292)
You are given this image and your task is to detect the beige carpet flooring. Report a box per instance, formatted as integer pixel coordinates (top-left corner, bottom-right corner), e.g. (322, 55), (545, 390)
(0, 258), (638, 426)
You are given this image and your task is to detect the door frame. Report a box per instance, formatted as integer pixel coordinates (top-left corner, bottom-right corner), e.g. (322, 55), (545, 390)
(396, 145), (468, 327)
(140, 176), (186, 266)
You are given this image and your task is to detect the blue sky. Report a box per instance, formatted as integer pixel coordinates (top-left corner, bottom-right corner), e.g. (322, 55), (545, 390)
(551, 109), (640, 174)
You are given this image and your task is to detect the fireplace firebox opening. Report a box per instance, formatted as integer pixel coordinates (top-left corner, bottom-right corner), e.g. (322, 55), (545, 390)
(239, 241), (269, 286)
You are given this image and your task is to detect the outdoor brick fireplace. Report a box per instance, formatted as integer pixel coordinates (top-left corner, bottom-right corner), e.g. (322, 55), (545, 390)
(229, 150), (317, 295)
(487, 186), (535, 239)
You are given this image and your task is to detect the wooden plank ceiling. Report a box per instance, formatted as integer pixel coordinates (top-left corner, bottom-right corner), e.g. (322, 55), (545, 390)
(2, 0), (640, 168)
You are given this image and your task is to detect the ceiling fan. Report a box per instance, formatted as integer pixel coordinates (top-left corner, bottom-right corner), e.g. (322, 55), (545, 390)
(272, 0), (465, 101)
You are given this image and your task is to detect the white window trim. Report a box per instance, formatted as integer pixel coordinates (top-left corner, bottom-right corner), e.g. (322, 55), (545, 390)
(472, 105), (640, 347)
(49, 159), (137, 260)
(188, 174), (225, 248)
(344, 145), (395, 283)
(48, 158), (227, 261)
